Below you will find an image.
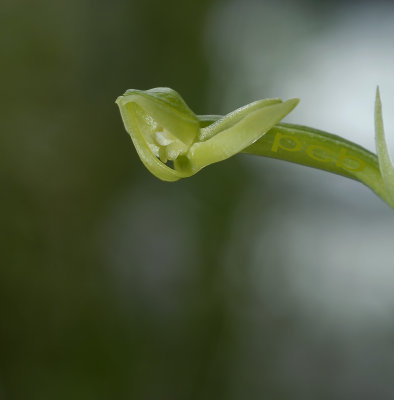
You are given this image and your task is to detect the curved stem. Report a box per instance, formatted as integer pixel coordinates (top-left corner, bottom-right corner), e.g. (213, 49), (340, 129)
(198, 116), (393, 208)
(243, 122), (393, 207)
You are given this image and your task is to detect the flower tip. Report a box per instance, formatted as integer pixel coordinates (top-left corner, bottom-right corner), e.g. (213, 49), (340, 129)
(115, 96), (124, 105)
(375, 86), (382, 106)
(289, 97), (300, 107)
(280, 97), (300, 114)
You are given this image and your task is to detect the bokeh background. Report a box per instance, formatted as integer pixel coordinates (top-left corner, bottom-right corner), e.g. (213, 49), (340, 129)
(2, 0), (394, 398)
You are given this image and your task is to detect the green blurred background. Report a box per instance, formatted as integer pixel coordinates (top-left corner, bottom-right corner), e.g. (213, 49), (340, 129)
(2, 0), (394, 399)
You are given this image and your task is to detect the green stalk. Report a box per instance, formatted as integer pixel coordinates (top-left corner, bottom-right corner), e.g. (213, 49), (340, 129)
(243, 122), (391, 207)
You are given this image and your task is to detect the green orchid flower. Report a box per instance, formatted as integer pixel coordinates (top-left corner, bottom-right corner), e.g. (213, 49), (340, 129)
(116, 87), (394, 209)
(116, 87), (299, 182)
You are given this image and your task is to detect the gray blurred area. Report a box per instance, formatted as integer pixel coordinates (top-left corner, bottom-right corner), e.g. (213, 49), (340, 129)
(2, 0), (394, 399)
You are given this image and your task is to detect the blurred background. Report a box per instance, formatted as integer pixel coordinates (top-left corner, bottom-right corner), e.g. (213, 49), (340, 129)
(2, 0), (394, 398)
